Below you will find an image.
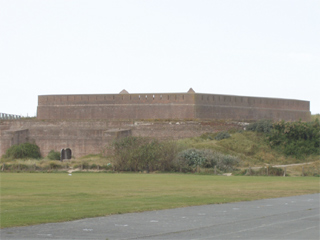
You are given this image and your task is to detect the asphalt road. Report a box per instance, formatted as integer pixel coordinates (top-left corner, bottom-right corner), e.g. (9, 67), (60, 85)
(1, 194), (319, 240)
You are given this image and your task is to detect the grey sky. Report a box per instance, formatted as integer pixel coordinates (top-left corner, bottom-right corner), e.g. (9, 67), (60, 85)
(1, 0), (319, 116)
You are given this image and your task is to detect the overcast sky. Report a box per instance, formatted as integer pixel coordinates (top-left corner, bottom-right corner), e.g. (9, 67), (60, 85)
(1, 0), (319, 116)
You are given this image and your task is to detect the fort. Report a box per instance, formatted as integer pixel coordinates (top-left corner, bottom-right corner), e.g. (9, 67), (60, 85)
(0, 89), (311, 158)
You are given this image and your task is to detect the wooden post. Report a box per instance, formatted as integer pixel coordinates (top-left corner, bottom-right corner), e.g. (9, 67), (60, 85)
(267, 166), (269, 176)
(214, 165), (217, 175)
(1, 163), (4, 171)
(283, 167), (286, 177)
(302, 166), (304, 176)
(249, 166), (251, 176)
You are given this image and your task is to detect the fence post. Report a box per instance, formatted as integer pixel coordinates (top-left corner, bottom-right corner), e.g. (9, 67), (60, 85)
(302, 166), (304, 176)
(249, 166), (251, 176)
(283, 167), (286, 177)
(1, 163), (4, 171)
(214, 165), (217, 175)
(267, 166), (269, 176)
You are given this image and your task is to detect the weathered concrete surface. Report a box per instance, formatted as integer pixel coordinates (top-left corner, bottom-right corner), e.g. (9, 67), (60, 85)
(1, 194), (319, 240)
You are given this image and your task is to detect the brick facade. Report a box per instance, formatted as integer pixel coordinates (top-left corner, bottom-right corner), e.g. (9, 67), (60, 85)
(37, 91), (310, 122)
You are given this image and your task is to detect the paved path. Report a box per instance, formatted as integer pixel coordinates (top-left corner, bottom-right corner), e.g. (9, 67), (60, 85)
(1, 194), (319, 240)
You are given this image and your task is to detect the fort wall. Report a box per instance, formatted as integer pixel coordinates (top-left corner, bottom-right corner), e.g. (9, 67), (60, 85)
(37, 92), (311, 121)
(0, 119), (241, 158)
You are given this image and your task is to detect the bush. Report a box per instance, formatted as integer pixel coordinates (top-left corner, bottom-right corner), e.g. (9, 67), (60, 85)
(246, 119), (273, 133)
(47, 150), (60, 160)
(215, 153), (241, 172)
(268, 120), (320, 158)
(175, 149), (240, 172)
(111, 136), (178, 172)
(3, 142), (41, 160)
(214, 131), (230, 141)
(157, 140), (179, 171)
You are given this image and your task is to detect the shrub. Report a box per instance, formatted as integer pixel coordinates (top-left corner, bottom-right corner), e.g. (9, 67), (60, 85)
(3, 142), (41, 160)
(175, 149), (240, 172)
(47, 150), (60, 160)
(246, 119), (273, 133)
(175, 149), (208, 170)
(157, 140), (179, 171)
(214, 131), (230, 140)
(215, 153), (241, 172)
(268, 120), (320, 158)
(111, 137), (160, 171)
(90, 163), (98, 169)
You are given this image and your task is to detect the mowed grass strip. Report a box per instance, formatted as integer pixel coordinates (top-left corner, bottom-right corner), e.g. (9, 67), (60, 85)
(0, 173), (319, 228)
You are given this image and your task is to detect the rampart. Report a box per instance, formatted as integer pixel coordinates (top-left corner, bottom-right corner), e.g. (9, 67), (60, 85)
(37, 90), (311, 121)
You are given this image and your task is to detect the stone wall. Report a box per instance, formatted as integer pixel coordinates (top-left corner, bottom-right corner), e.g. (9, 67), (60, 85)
(0, 129), (29, 157)
(0, 119), (242, 158)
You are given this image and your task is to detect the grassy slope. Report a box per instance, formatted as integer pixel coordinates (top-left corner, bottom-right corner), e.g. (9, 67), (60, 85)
(178, 131), (319, 166)
(1, 173), (319, 228)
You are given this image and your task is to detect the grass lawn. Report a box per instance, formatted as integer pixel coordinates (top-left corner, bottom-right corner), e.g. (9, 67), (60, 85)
(0, 173), (319, 228)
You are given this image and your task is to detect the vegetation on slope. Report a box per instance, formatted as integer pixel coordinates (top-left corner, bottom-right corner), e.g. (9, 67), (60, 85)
(180, 119), (319, 165)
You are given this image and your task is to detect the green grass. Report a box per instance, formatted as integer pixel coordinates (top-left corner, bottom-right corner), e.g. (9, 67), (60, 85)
(1, 173), (319, 228)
